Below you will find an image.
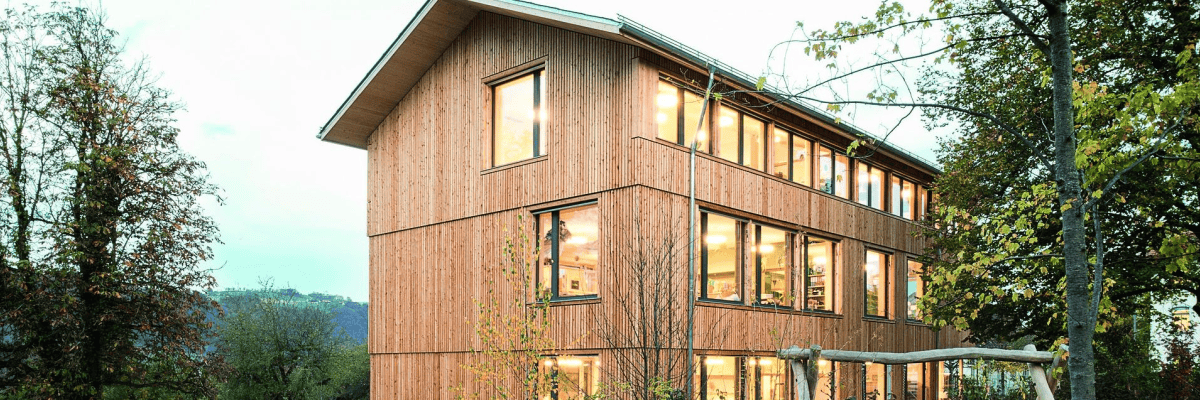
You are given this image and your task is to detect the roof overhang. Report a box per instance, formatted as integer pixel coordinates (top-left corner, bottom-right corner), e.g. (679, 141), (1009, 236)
(317, 0), (626, 149)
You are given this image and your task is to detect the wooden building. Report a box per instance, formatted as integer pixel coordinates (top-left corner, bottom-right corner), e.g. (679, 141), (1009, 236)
(319, 0), (972, 398)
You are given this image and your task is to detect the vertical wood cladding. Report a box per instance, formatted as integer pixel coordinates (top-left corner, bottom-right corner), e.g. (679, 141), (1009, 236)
(364, 11), (966, 400)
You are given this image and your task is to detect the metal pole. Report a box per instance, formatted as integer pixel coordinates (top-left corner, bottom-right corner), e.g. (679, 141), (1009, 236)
(687, 64), (716, 399)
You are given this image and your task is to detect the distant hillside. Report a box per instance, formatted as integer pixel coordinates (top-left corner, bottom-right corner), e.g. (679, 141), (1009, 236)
(207, 288), (368, 343)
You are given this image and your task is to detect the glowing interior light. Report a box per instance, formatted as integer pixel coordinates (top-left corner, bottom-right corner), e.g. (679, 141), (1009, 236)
(817, 359), (829, 367)
(774, 135), (782, 143)
(656, 113), (668, 123)
(903, 190), (913, 198)
(759, 359), (773, 365)
(558, 358), (583, 367)
(704, 358), (725, 365)
(696, 130), (708, 141)
(544, 360), (556, 366)
(858, 171), (868, 181)
(813, 257), (826, 265)
(567, 236), (589, 245)
(539, 109), (548, 121)
(657, 94), (678, 108)
(747, 359), (757, 366)
(719, 116), (734, 127)
(528, 110), (536, 119)
(864, 361), (875, 367)
(705, 235), (727, 245)
(759, 244), (776, 253)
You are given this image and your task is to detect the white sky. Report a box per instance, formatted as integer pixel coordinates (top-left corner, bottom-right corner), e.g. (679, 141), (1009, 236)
(29, 0), (947, 302)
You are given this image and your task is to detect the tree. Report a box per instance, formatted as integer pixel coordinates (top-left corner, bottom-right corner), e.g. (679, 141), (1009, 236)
(216, 284), (367, 400)
(758, 0), (1200, 398)
(0, 5), (222, 399)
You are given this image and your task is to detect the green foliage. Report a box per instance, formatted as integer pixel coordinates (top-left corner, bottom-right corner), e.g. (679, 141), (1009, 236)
(215, 283), (367, 400)
(0, 4), (221, 398)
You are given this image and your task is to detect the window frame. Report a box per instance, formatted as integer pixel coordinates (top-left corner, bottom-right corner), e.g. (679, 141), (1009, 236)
(534, 201), (600, 301)
(490, 67), (546, 167)
(905, 363), (926, 400)
(890, 174), (919, 220)
(906, 259), (925, 322)
(700, 211), (745, 304)
(863, 248), (892, 319)
(802, 235), (838, 313)
(656, 79), (711, 152)
(753, 223), (794, 307)
(856, 161), (886, 210)
(538, 354), (601, 400)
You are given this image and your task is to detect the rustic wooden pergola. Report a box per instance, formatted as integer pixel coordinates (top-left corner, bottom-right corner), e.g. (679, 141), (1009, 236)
(777, 344), (1068, 400)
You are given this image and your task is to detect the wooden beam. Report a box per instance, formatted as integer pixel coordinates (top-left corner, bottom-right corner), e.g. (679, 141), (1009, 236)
(1024, 344), (1056, 400)
(777, 345), (1055, 364)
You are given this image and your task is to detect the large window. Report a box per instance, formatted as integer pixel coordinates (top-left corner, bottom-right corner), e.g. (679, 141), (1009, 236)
(539, 355), (600, 400)
(907, 260), (925, 321)
(891, 176), (917, 220)
(804, 236), (836, 312)
(857, 162), (885, 210)
(815, 360), (839, 400)
(863, 363), (890, 400)
(770, 127), (814, 186)
(657, 80), (709, 150)
(864, 249), (890, 318)
(715, 105), (768, 171)
(701, 212), (742, 302)
(696, 356), (791, 400)
(906, 363), (925, 400)
(493, 69), (546, 166)
(816, 146), (850, 198)
(756, 224), (791, 306)
(537, 203), (599, 299)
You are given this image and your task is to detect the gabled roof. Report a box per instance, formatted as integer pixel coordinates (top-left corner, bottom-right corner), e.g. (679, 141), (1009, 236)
(318, 0), (941, 174)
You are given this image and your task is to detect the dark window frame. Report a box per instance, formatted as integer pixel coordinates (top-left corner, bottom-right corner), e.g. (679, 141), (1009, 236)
(802, 235), (838, 313)
(753, 223), (795, 308)
(700, 211), (745, 304)
(534, 202), (600, 301)
(863, 248), (892, 319)
(490, 68), (546, 167)
(857, 162), (885, 210)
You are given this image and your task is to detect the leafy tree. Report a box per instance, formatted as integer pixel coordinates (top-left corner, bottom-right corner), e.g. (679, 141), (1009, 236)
(216, 284), (367, 400)
(758, 0), (1200, 397)
(0, 5), (222, 399)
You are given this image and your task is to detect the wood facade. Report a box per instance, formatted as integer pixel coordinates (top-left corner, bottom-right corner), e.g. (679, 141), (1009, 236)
(336, 4), (971, 399)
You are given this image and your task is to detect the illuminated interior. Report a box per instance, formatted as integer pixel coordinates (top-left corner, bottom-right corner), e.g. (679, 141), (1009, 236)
(864, 362), (888, 400)
(539, 355), (599, 400)
(703, 213), (740, 301)
(865, 250), (888, 317)
(757, 226), (790, 306)
(907, 261), (925, 320)
(805, 237), (834, 311)
(537, 204), (599, 298)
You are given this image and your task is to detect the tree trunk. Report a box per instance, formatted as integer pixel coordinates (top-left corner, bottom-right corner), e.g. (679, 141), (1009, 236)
(1046, 1), (1097, 399)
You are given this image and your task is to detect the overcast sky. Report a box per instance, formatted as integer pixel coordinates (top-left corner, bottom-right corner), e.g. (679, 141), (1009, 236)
(23, 0), (947, 302)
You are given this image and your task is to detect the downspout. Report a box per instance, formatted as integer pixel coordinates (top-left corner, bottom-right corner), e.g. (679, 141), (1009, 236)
(687, 64), (716, 398)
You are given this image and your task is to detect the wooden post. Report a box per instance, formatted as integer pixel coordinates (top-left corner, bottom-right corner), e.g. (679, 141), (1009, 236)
(1024, 344), (1055, 400)
(793, 358), (811, 400)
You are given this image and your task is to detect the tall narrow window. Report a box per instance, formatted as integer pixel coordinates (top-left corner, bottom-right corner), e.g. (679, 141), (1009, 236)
(539, 355), (600, 400)
(771, 127), (789, 179)
(907, 260), (925, 321)
(743, 114), (766, 171)
(537, 203), (599, 300)
(906, 363), (925, 400)
(804, 236), (836, 312)
(815, 360), (838, 400)
(656, 80), (710, 151)
(702, 212), (742, 302)
(749, 357), (790, 400)
(834, 153), (850, 198)
(856, 163), (885, 210)
(756, 225), (791, 306)
(817, 146), (834, 194)
(864, 249), (889, 318)
(891, 176), (917, 220)
(714, 105), (768, 171)
(715, 105), (739, 164)
(493, 70), (546, 166)
(863, 363), (890, 400)
(791, 134), (812, 186)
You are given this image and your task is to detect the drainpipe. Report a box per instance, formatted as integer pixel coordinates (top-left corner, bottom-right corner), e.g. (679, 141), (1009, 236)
(687, 64), (716, 399)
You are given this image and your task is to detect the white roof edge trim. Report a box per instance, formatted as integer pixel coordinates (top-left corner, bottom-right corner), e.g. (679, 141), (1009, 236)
(468, 0), (623, 35)
(318, 0), (441, 142)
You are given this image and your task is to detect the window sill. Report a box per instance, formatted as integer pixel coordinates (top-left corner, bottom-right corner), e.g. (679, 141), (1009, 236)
(528, 296), (600, 307)
(696, 300), (844, 319)
(481, 155), (547, 175)
(906, 319), (930, 327)
(863, 316), (896, 324)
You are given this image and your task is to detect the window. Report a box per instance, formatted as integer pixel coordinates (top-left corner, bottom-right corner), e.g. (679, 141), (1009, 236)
(1173, 306), (1192, 331)
(906, 363), (925, 400)
(815, 359), (838, 400)
(493, 69), (546, 166)
(715, 105), (768, 171)
(698, 356), (739, 400)
(804, 236), (836, 312)
(791, 133), (813, 186)
(863, 363), (890, 400)
(864, 249), (890, 318)
(539, 355), (600, 400)
(770, 127), (814, 186)
(891, 176), (917, 220)
(816, 145), (850, 198)
(938, 360), (963, 400)
(701, 212), (742, 302)
(907, 260), (925, 321)
(696, 356), (792, 400)
(916, 186), (930, 221)
(537, 203), (599, 299)
(771, 127), (789, 179)
(657, 80), (709, 150)
(756, 224), (792, 306)
(856, 162), (885, 210)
